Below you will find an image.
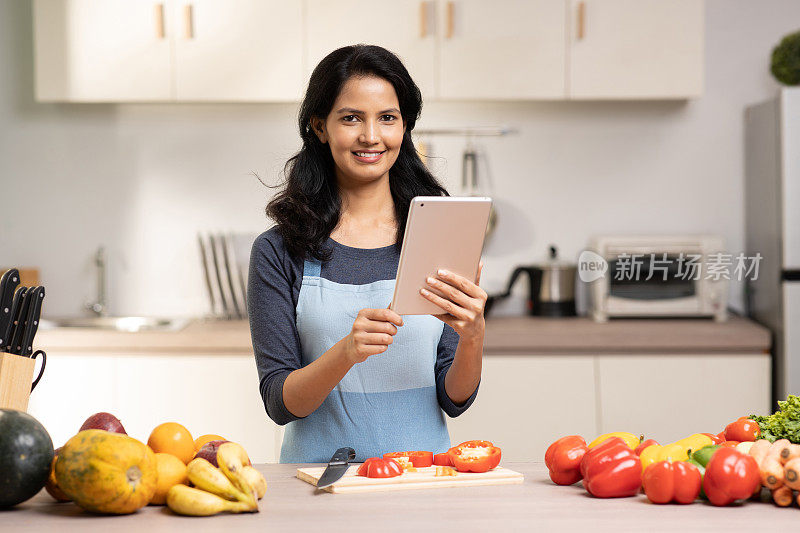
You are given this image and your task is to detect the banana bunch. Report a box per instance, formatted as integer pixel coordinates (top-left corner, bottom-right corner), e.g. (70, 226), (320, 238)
(167, 442), (268, 516)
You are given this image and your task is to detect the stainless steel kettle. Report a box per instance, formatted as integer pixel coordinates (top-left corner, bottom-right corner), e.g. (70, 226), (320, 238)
(485, 246), (577, 317)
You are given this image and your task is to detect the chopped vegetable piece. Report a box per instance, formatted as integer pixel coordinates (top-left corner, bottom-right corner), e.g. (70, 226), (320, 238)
(435, 466), (457, 477)
(433, 453), (452, 467)
(356, 457), (403, 479)
(382, 451), (433, 468)
(448, 441), (501, 473)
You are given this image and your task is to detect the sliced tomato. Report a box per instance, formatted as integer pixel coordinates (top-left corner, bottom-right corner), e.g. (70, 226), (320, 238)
(356, 457), (403, 478)
(448, 442), (502, 473)
(383, 451), (434, 468)
(433, 452), (453, 467)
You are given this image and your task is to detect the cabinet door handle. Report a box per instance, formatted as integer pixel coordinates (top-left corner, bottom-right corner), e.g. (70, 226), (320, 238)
(577, 1), (585, 40)
(154, 3), (165, 39)
(446, 1), (454, 39)
(184, 4), (194, 39)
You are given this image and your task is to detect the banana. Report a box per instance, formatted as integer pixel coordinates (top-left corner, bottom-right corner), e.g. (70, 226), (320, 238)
(241, 466), (267, 499)
(217, 443), (258, 508)
(166, 485), (253, 516)
(186, 458), (251, 504)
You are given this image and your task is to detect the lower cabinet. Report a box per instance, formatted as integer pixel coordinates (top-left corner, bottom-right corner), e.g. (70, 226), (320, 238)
(27, 352), (282, 464)
(447, 352), (771, 462)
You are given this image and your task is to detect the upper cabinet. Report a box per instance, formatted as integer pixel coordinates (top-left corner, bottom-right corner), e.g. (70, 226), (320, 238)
(305, 0), (437, 99)
(437, 0), (566, 100)
(34, 0), (173, 101)
(34, 0), (303, 102)
(33, 0), (704, 102)
(568, 0), (704, 99)
(173, 0), (303, 101)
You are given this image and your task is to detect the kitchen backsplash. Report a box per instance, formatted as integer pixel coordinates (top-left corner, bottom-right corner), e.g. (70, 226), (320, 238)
(2, 0), (800, 317)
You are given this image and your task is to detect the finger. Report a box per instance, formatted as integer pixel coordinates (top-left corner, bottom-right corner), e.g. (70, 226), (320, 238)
(419, 287), (471, 320)
(361, 320), (398, 336)
(363, 308), (404, 327)
(476, 261), (483, 285)
(356, 332), (394, 346)
(436, 269), (484, 299)
(425, 275), (475, 310)
(356, 344), (389, 359)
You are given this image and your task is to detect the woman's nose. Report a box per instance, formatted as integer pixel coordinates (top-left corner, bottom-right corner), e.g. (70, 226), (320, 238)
(359, 121), (379, 144)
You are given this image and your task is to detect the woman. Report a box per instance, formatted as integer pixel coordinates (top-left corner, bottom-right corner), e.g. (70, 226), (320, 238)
(248, 45), (487, 463)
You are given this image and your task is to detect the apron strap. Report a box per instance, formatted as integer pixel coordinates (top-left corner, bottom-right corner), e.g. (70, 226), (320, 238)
(303, 259), (322, 278)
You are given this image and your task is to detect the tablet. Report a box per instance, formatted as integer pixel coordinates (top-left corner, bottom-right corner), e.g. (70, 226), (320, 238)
(390, 196), (493, 315)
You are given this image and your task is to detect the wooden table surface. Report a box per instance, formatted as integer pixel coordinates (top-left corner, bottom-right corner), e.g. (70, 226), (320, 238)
(5, 462), (796, 532)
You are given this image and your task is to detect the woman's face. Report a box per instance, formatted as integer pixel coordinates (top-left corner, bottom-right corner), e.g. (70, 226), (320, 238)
(313, 75), (405, 186)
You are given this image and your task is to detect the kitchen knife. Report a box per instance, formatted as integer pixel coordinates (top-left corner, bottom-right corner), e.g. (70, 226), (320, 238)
(7, 286), (30, 355)
(20, 286), (44, 357)
(0, 268), (20, 348)
(316, 447), (356, 489)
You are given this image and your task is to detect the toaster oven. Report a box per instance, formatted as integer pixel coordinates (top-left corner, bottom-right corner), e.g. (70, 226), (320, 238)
(587, 235), (729, 322)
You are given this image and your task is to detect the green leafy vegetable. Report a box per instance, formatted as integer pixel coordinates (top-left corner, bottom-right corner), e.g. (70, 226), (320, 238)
(771, 30), (800, 85)
(750, 395), (800, 443)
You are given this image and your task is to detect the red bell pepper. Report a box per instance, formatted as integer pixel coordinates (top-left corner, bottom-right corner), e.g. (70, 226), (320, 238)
(634, 439), (659, 456)
(580, 437), (642, 498)
(544, 435), (588, 485)
(702, 432), (725, 445)
(383, 451), (433, 468)
(703, 447), (760, 506)
(357, 457), (403, 478)
(433, 452), (452, 467)
(642, 460), (702, 504)
(448, 441), (501, 473)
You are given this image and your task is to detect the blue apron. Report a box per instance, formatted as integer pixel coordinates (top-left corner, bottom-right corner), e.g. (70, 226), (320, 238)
(279, 258), (451, 463)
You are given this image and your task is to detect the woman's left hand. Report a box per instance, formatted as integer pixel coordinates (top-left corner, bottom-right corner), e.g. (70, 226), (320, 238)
(420, 262), (487, 343)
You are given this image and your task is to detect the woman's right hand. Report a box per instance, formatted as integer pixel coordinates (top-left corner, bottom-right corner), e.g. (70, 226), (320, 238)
(343, 308), (404, 364)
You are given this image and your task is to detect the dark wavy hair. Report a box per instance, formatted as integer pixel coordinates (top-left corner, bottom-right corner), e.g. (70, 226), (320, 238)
(266, 44), (448, 261)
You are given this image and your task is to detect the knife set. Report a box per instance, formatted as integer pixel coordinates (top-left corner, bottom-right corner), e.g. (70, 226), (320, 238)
(198, 232), (256, 320)
(0, 268), (47, 411)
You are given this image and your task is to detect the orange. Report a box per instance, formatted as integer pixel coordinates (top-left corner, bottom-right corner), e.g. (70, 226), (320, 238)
(194, 434), (226, 452)
(150, 453), (188, 505)
(147, 422), (195, 464)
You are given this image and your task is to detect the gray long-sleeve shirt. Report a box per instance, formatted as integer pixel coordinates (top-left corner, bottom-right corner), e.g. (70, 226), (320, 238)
(247, 226), (479, 426)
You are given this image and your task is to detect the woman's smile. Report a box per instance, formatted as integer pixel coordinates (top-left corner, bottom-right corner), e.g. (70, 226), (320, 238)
(352, 149), (386, 163)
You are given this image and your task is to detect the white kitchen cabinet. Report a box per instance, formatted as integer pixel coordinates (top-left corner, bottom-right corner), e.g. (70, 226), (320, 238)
(34, 0), (303, 102)
(173, 0), (303, 101)
(27, 352), (282, 464)
(34, 0), (173, 101)
(446, 355), (597, 462)
(437, 0), (566, 100)
(596, 353), (771, 443)
(305, 0), (437, 99)
(567, 0), (704, 99)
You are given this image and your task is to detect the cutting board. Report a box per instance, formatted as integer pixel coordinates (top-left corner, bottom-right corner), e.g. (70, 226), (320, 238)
(296, 465), (524, 493)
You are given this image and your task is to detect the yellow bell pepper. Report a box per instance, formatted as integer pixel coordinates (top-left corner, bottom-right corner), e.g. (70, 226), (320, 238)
(587, 432), (640, 450)
(639, 433), (714, 473)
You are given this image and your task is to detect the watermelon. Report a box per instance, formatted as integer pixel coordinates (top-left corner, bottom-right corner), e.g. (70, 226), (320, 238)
(0, 409), (54, 507)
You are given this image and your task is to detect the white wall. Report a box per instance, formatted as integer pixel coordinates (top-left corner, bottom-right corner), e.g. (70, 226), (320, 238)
(1, 0), (798, 318)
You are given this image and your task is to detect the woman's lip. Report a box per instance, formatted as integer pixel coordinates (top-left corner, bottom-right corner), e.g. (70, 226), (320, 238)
(352, 150), (386, 163)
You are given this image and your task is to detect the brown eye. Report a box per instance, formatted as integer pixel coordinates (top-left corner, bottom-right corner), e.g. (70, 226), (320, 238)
(381, 114), (397, 122)
(342, 115), (359, 122)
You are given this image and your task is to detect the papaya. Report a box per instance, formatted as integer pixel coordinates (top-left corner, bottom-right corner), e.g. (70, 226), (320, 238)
(55, 429), (157, 514)
(45, 447), (71, 502)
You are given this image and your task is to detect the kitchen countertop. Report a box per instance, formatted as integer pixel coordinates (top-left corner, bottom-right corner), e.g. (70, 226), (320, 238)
(34, 316), (771, 354)
(7, 462), (794, 532)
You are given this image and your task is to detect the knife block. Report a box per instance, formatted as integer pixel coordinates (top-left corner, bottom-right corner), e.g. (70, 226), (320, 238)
(0, 352), (36, 411)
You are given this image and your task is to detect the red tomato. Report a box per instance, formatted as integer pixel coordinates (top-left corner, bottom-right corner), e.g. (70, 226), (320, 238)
(720, 441), (740, 448)
(383, 451), (433, 468)
(356, 457), (403, 478)
(448, 441), (502, 473)
(642, 460), (702, 504)
(433, 452), (452, 467)
(724, 418), (760, 442)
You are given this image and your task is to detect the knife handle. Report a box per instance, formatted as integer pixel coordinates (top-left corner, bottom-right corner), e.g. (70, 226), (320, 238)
(329, 447), (356, 465)
(21, 286), (44, 357)
(5, 286), (28, 353)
